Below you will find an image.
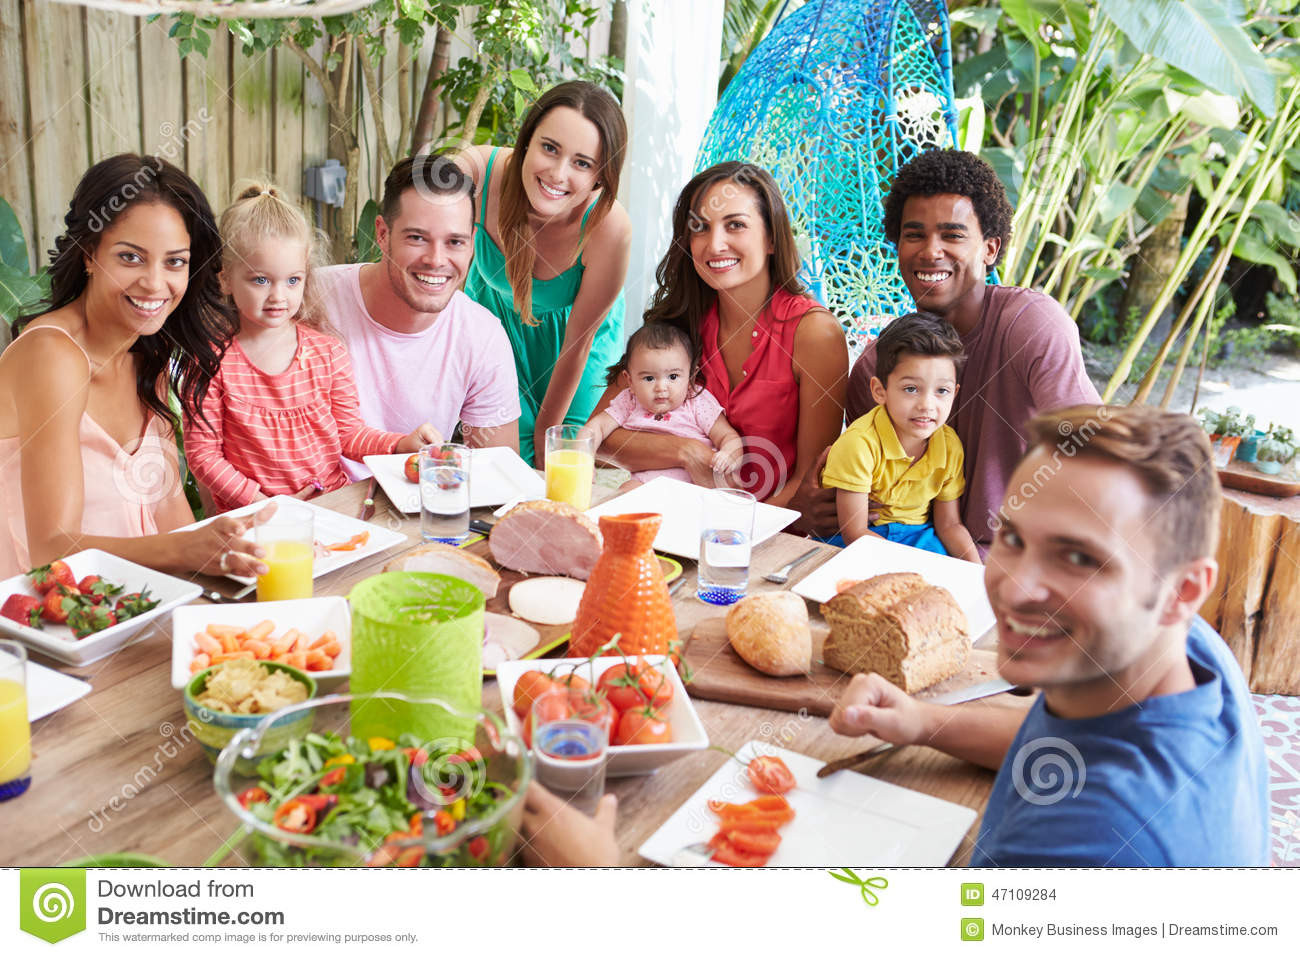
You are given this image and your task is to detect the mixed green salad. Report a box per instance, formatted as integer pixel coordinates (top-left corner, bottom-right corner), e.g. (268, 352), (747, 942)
(237, 731), (518, 867)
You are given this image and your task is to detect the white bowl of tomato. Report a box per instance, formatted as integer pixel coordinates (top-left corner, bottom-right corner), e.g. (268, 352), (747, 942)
(494, 655), (708, 777)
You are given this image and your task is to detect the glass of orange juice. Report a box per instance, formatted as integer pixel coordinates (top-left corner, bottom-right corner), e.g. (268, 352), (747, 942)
(0, 639), (31, 802)
(545, 425), (596, 510)
(255, 503), (315, 601)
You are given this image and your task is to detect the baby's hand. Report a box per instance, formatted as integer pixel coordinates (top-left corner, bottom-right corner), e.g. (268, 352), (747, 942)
(711, 447), (741, 475)
(398, 423), (443, 453)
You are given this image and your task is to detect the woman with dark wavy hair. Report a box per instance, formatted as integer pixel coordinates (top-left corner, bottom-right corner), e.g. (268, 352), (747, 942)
(592, 162), (847, 535)
(0, 153), (270, 579)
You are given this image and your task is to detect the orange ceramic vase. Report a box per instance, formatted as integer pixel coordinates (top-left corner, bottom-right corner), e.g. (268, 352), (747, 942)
(569, 513), (677, 658)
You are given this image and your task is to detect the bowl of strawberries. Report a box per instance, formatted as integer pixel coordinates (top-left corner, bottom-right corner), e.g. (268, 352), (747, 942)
(494, 655), (708, 777)
(0, 550), (203, 665)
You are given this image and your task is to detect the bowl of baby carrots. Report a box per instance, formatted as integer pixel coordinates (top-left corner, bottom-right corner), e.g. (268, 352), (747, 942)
(170, 597), (352, 691)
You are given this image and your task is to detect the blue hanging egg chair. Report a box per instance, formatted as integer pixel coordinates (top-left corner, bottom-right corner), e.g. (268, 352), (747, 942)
(697, 0), (960, 355)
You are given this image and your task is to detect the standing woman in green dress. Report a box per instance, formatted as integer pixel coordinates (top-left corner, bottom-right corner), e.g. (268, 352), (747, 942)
(464, 81), (630, 467)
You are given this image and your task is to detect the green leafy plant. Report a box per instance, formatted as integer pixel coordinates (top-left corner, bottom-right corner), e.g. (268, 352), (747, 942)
(1196, 406), (1226, 436)
(0, 197), (50, 338)
(1258, 425), (1297, 465)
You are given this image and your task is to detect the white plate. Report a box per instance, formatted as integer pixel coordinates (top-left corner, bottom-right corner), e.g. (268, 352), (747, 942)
(0, 550), (203, 666)
(585, 477), (799, 560)
(638, 740), (978, 866)
(175, 495), (409, 585)
(170, 596), (351, 691)
(494, 655), (708, 777)
(27, 660), (91, 721)
(793, 534), (996, 640)
(362, 447), (546, 514)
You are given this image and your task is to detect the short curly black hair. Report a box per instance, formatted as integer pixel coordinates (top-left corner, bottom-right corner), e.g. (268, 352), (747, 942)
(883, 149), (1013, 267)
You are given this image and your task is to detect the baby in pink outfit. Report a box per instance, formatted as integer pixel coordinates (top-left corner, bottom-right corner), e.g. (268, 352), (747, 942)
(584, 323), (743, 489)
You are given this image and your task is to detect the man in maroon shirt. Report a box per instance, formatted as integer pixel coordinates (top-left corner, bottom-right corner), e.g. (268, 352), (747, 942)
(844, 150), (1099, 553)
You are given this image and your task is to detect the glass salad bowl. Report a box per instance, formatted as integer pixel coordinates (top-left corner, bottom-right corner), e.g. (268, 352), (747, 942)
(212, 692), (531, 867)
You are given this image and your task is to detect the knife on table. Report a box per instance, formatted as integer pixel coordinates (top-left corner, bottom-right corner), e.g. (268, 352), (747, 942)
(358, 477), (379, 521)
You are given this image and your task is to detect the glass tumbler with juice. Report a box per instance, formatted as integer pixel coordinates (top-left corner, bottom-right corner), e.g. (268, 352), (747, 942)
(256, 504), (315, 601)
(0, 640), (31, 801)
(545, 425), (595, 510)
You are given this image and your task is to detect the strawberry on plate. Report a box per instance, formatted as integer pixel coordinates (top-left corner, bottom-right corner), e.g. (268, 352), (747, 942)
(77, 575), (123, 605)
(1, 594), (44, 629)
(42, 586), (82, 625)
(29, 560), (76, 595)
(113, 590), (159, 621)
(67, 602), (118, 639)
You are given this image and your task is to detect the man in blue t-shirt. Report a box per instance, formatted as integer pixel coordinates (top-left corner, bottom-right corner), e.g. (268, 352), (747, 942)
(830, 404), (1270, 866)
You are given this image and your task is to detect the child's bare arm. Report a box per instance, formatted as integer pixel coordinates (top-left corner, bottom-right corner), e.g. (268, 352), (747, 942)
(707, 414), (744, 475)
(582, 410), (620, 450)
(836, 489), (881, 544)
(932, 498), (981, 564)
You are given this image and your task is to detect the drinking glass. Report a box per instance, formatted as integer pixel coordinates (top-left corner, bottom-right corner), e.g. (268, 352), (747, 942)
(697, 488), (756, 605)
(256, 503), (315, 601)
(0, 640), (31, 801)
(420, 443), (471, 544)
(544, 425), (595, 510)
(530, 687), (610, 816)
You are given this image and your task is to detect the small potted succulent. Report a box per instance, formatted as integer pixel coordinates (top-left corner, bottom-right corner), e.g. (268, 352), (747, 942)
(1255, 425), (1297, 476)
(1199, 407), (1250, 468)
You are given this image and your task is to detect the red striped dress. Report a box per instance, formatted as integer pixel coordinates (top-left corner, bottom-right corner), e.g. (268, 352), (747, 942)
(183, 326), (405, 513)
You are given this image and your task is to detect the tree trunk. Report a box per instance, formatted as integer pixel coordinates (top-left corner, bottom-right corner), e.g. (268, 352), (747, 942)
(411, 25), (452, 153)
(1119, 187), (1190, 333)
(608, 1), (627, 65)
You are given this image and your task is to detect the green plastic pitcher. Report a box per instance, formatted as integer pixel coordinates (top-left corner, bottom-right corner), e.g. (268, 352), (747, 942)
(348, 572), (484, 746)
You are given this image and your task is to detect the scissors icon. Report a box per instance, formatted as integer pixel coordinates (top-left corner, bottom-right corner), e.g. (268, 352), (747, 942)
(828, 868), (889, 906)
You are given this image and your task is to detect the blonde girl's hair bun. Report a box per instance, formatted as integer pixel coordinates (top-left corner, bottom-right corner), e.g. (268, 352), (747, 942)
(218, 178), (337, 335)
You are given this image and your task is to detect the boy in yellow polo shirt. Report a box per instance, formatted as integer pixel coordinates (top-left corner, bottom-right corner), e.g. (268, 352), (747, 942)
(822, 313), (981, 562)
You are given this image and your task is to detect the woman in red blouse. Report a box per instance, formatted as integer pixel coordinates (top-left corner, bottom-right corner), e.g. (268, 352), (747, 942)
(593, 162), (846, 534)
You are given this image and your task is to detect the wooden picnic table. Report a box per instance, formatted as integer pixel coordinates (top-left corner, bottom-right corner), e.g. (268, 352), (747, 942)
(2, 480), (1004, 867)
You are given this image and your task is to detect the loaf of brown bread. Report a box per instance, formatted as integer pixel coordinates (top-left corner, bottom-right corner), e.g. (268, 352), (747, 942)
(819, 572), (969, 692)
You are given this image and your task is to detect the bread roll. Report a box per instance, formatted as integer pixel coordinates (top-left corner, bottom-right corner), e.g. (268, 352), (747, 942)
(384, 543), (500, 599)
(725, 591), (812, 676)
(820, 574), (969, 692)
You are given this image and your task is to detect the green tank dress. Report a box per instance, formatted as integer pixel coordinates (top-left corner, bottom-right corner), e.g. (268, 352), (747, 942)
(464, 147), (626, 465)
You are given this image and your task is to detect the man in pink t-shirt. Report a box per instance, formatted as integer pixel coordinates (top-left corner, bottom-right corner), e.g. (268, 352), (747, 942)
(317, 155), (521, 479)
(844, 150), (1099, 552)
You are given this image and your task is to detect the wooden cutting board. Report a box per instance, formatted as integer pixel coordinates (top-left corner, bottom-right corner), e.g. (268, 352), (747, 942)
(685, 617), (1001, 717)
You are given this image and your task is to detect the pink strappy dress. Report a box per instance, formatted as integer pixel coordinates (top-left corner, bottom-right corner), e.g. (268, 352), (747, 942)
(0, 325), (192, 578)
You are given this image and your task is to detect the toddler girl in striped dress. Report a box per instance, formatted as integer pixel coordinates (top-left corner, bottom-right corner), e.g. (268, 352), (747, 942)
(183, 182), (437, 513)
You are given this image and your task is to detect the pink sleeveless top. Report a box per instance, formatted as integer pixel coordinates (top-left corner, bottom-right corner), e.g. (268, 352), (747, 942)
(0, 325), (191, 578)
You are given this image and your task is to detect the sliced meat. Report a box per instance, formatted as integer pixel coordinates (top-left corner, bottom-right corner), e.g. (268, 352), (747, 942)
(488, 500), (602, 580)
(483, 612), (541, 661)
(383, 543), (501, 599)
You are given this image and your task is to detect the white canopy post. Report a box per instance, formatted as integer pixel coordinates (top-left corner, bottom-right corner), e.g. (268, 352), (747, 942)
(619, 0), (726, 335)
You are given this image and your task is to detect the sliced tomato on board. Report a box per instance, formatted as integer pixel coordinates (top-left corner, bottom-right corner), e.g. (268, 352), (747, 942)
(707, 832), (772, 867)
(747, 755), (796, 794)
(721, 827), (782, 856)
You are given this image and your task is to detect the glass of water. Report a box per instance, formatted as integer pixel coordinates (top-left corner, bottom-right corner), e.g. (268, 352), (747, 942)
(530, 687), (610, 816)
(420, 443), (470, 544)
(697, 488), (756, 606)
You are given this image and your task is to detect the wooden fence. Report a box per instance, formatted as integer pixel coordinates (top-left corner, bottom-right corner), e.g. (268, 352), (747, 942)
(1, 1), (611, 271)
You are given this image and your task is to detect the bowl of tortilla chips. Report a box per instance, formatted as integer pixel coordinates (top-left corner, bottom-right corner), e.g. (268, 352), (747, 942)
(184, 658), (316, 773)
